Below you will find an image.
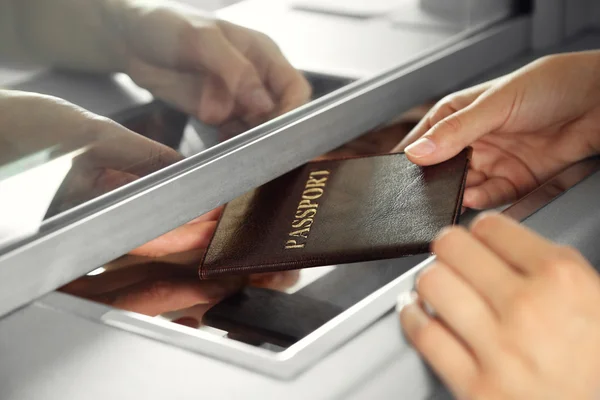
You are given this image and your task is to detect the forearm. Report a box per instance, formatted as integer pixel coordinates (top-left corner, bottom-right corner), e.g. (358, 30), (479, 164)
(0, 0), (128, 72)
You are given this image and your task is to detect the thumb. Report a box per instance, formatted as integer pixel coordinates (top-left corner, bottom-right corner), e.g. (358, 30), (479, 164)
(404, 91), (512, 166)
(184, 28), (275, 119)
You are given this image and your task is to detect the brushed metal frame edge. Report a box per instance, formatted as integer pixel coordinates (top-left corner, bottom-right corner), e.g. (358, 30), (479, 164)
(39, 256), (434, 380)
(0, 17), (531, 318)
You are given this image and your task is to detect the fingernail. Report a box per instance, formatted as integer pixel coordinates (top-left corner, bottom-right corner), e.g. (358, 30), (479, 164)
(405, 138), (436, 157)
(396, 290), (418, 313)
(248, 88), (275, 114)
(402, 302), (430, 330)
(173, 317), (200, 328)
(422, 300), (436, 317)
(463, 189), (476, 206)
(252, 273), (289, 289)
(435, 226), (453, 241)
(267, 273), (284, 287)
(414, 264), (434, 288)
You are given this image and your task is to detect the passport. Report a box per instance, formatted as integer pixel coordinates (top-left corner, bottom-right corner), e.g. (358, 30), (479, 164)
(199, 149), (471, 279)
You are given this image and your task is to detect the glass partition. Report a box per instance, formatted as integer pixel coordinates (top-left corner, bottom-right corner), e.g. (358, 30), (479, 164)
(0, 0), (513, 252)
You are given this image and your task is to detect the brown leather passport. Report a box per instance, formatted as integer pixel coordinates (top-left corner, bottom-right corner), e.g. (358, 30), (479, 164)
(199, 149), (471, 279)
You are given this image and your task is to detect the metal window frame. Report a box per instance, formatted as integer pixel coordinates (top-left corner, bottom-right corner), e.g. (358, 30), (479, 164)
(0, 16), (531, 318)
(38, 254), (432, 380)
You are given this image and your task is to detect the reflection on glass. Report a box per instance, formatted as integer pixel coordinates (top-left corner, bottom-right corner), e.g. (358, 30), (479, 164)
(0, 0), (352, 252)
(0, 0), (513, 253)
(0, 147), (86, 248)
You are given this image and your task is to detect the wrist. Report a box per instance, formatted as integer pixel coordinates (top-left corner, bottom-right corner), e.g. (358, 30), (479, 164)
(99, 0), (191, 77)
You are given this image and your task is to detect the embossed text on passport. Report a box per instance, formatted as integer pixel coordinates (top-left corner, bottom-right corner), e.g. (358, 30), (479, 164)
(285, 170), (330, 249)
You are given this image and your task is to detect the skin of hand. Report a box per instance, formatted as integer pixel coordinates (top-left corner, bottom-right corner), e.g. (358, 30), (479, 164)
(392, 51), (600, 209)
(104, 0), (312, 128)
(398, 213), (600, 400)
(59, 261), (299, 326)
(129, 206), (223, 257)
(2, 0), (311, 255)
(0, 89), (218, 257)
(0, 89), (180, 198)
(3, 0), (311, 127)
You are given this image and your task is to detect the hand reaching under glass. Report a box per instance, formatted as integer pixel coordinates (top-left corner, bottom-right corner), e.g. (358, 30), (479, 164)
(393, 51), (600, 209)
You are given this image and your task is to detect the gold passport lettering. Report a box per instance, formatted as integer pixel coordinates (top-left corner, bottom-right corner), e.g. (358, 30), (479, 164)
(284, 240), (305, 249)
(285, 170), (330, 249)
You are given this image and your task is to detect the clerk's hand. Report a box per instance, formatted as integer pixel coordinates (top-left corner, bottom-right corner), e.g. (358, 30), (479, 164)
(106, 0), (311, 130)
(393, 51), (600, 209)
(60, 262), (244, 318)
(399, 213), (600, 400)
(60, 261), (299, 324)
